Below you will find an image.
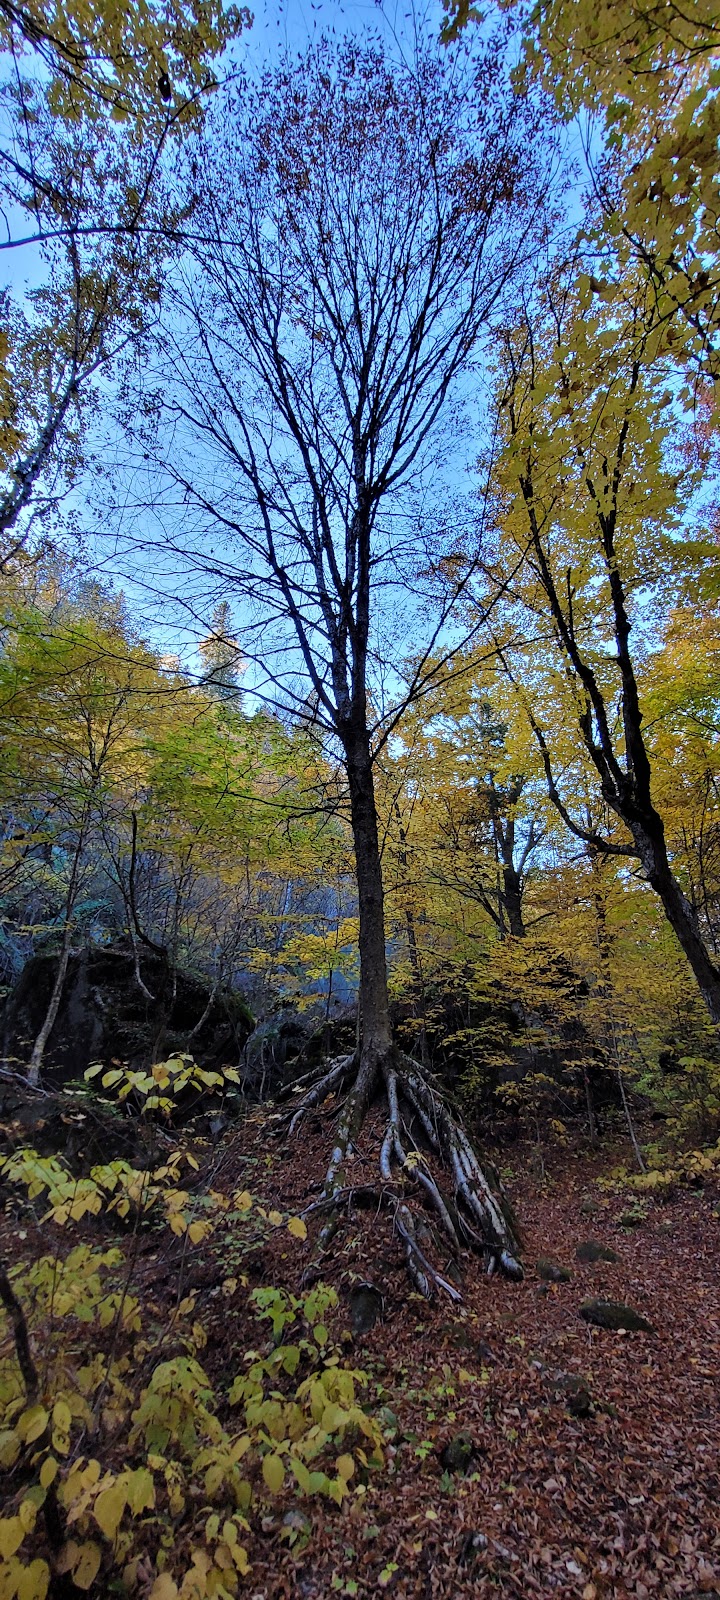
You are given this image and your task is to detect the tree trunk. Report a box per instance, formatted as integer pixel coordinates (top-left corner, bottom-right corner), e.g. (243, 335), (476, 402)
(341, 720), (392, 1064)
(28, 818), (87, 1086)
(28, 933), (72, 1087)
(285, 719), (524, 1291)
(502, 862), (526, 939)
(632, 815), (720, 1025)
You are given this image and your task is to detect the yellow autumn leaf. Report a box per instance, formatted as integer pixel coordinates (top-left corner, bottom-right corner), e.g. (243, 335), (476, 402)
(149, 1576), (179, 1600)
(235, 1190), (252, 1211)
(16, 1405), (48, 1444)
(93, 1480), (127, 1540)
(126, 1467), (155, 1514)
(0, 1516), (25, 1559)
(287, 1216), (307, 1240)
(40, 1456), (58, 1489)
(71, 1541), (102, 1591)
(336, 1454), (355, 1481)
(0, 1430), (20, 1469)
(262, 1454), (285, 1493)
(17, 1559), (50, 1600)
(268, 1210), (283, 1227)
(18, 1500), (37, 1534)
(52, 1400), (72, 1434)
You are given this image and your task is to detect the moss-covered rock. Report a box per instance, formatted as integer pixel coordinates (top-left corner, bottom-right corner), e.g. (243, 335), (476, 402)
(579, 1298), (653, 1332)
(575, 1239), (619, 1264)
(537, 1257), (572, 1283)
(0, 944), (254, 1085)
(440, 1432), (475, 1473)
(349, 1283), (383, 1336)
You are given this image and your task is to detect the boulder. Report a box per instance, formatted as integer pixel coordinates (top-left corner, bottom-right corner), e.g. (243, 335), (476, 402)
(575, 1240), (619, 1264)
(349, 1283), (383, 1336)
(245, 1003), (357, 1094)
(579, 1298), (653, 1332)
(537, 1257), (572, 1283)
(0, 944), (254, 1085)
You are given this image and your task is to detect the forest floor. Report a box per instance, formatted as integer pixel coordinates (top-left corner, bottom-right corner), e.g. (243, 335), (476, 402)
(3, 1098), (720, 1600)
(184, 1110), (720, 1600)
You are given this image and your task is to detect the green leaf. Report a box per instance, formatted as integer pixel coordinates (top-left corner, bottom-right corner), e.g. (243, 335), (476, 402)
(262, 1454), (285, 1494)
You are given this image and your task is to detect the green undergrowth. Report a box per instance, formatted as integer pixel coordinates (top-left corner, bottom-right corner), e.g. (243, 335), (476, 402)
(0, 1109), (385, 1600)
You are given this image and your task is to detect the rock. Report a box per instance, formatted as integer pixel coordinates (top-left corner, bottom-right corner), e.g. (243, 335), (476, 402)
(619, 1210), (645, 1228)
(0, 943), (254, 1086)
(575, 1240), (619, 1264)
(579, 1298), (653, 1332)
(536, 1282), (549, 1297)
(440, 1432), (475, 1473)
(541, 1365), (594, 1416)
(0, 1078), (147, 1166)
(245, 1002), (357, 1092)
(556, 1374), (593, 1417)
(579, 1195), (598, 1216)
(280, 1509), (311, 1548)
(349, 1283), (383, 1336)
(459, 1530), (488, 1564)
(537, 1257), (572, 1283)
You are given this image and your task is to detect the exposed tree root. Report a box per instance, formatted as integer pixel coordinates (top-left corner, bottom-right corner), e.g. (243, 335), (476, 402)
(286, 1053), (356, 1137)
(286, 1045), (523, 1298)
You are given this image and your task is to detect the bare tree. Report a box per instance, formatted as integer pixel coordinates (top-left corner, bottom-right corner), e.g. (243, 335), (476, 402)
(133, 34), (546, 1288)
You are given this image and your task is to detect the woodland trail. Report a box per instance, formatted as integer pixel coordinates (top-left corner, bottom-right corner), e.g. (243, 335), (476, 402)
(177, 1116), (720, 1600)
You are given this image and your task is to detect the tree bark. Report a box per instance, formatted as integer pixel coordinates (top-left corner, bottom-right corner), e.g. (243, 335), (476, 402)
(27, 932), (72, 1087)
(341, 720), (392, 1064)
(502, 860), (526, 939)
(630, 813), (720, 1025)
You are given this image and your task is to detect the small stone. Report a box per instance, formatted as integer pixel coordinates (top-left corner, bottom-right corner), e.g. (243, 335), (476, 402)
(557, 1374), (593, 1417)
(281, 1509), (311, 1546)
(619, 1211), (645, 1228)
(579, 1195), (598, 1216)
(579, 1298), (653, 1332)
(575, 1240), (619, 1264)
(536, 1282), (549, 1297)
(543, 1368), (593, 1416)
(459, 1530), (488, 1564)
(440, 1431), (475, 1473)
(349, 1282), (383, 1335)
(537, 1257), (572, 1283)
